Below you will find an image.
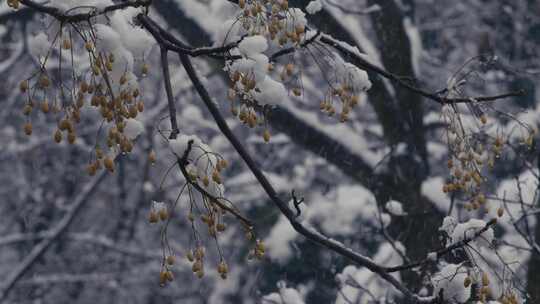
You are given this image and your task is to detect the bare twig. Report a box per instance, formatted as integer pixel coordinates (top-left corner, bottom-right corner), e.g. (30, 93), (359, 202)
(160, 47), (179, 139)
(385, 219), (498, 273)
(19, 0), (152, 23)
(0, 232), (160, 259)
(318, 35), (525, 105)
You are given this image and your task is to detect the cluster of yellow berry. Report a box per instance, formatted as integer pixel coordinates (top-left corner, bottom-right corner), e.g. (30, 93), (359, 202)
(279, 62), (302, 95)
(189, 205), (228, 238)
(186, 247), (208, 279)
(441, 103), (536, 213)
(443, 143), (496, 213)
(319, 84), (362, 123)
(185, 245), (230, 280)
(20, 75), (60, 137)
(224, 0), (311, 142)
(148, 147), (247, 282)
(248, 238), (266, 260)
(238, 0), (305, 46)
(463, 272), (493, 303)
(185, 157), (228, 188)
(498, 291), (521, 304)
(20, 30), (148, 176)
(158, 255), (176, 286)
(227, 72), (274, 143)
(441, 105), (505, 212)
(148, 201), (169, 224)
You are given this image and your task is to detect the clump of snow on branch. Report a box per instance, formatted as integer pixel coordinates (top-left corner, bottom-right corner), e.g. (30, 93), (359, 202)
(123, 118), (144, 140)
(438, 216), (524, 301)
(432, 263), (470, 303)
(305, 0), (323, 15)
(238, 35), (268, 56)
(28, 33), (49, 62)
(262, 281), (305, 304)
(49, 0), (113, 11)
(449, 218), (494, 248)
(385, 200), (406, 216)
(332, 52), (372, 92)
(30, 3), (154, 94)
(253, 76), (287, 105)
(169, 134), (225, 198)
(169, 134), (201, 157)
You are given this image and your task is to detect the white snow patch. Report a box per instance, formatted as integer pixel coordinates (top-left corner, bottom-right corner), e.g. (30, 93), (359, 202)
(123, 118), (144, 140)
(385, 200), (406, 216)
(238, 35), (268, 56)
(306, 0), (323, 14)
(432, 263), (470, 303)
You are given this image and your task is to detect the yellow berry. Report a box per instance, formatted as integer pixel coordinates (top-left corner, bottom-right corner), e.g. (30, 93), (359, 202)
(62, 38), (71, 50)
(148, 211), (159, 223)
(86, 164), (97, 176)
(19, 80), (29, 93)
(192, 260), (202, 273)
(263, 129), (271, 143)
(194, 247), (205, 260)
(85, 41), (93, 51)
(212, 170), (221, 184)
(217, 261), (228, 274)
(158, 208), (169, 221)
(141, 63), (149, 75)
(23, 104), (32, 116)
(41, 100), (50, 113)
(104, 157), (115, 173)
(186, 251), (194, 262)
(67, 132), (76, 144)
(196, 270), (204, 278)
(482, 272), (490, 286)
(480, 114), (487, 125)
(148, 150), (156, 164)
(216, 223), (226, 232)
(165, 271), (174, 282)
(285, 63), (294, 76)
(464, 276), (472, 288)
(54, 129), (62, 143)
(137, 101), (144, 112)
(159, 271), (167, 286)
(39, 75), (50, 88)
(219, 159), (228, 169)
(23, 122), (32, 136)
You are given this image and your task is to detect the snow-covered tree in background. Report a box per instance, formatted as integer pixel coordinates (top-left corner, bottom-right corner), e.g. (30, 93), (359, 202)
(1, 0), (539, 303)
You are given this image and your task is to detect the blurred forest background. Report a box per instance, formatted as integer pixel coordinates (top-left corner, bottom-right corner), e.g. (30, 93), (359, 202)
(1, 0), (540, 303)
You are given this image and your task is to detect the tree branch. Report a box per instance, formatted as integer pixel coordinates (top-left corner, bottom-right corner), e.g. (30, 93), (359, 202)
(176, 50), (434, 303)
(385, 218), (498, 273)
(319, 35), (525, 105)
(0, 232), (160, 259)
(160, 47), (179, 139)
(19, 0), (151, 23)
